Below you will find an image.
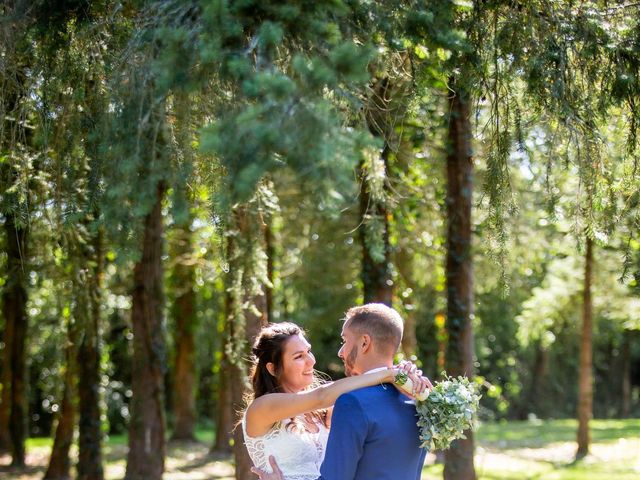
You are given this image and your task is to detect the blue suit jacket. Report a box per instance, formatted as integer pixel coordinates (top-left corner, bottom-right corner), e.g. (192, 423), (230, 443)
(318, 384), (426, 480)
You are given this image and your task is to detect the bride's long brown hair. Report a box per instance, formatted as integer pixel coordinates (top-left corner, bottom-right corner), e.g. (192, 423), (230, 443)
(248, 322), (328, 430)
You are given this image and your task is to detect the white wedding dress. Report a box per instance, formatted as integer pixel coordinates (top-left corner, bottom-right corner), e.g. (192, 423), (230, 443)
(242, 413), (329, 480)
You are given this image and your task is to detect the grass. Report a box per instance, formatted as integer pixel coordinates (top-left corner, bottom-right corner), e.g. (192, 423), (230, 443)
(477, 418), (640, 448)
(2, 419), (639, 479)
(422, 418), (640, 480)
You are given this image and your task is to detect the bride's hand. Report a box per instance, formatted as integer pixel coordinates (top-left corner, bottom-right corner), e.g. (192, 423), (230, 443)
(251, 456), (284, 480)
(394, 360), (433, 399)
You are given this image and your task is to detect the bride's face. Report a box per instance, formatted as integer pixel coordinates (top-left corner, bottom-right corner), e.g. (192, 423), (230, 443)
(279, 333), (316, 393)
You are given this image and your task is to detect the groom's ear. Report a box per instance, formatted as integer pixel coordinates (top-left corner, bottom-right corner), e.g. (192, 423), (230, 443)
(360, 334), (372, 353)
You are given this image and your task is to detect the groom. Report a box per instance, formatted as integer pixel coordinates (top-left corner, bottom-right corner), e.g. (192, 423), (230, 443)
(252, 303), (428, 480)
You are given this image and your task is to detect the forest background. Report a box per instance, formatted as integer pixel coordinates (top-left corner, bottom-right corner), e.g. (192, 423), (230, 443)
(1, 1), (639, 480)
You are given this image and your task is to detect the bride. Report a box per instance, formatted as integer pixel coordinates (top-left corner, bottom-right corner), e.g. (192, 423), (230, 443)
(242, 321), (428, 479)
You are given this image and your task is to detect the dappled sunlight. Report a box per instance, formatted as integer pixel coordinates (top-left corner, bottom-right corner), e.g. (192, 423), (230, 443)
(420, 420), (640, 479)
(475, 447), (552, 478)
(473, 436), (640, 479)
(0, 448), (48, 479)
(104, 459), (126, 479)
(164, 442), (234, 480)
(3, 419), (639, 479)
(1, 442), (234, 480)
(477, 418), (640, 450)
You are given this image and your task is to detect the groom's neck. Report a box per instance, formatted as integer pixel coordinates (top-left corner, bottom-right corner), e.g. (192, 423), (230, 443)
(357, 355), (393, 375)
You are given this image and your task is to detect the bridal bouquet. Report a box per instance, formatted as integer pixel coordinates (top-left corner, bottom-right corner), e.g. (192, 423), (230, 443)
(395, 372), (481, 452)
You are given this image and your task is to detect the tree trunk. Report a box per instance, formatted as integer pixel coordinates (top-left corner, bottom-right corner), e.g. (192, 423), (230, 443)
(43, 322), (77, 480)
(400, 314), (418, 357)
(170, 221), (198, 441)
(264, 220), (275, 322)
(359, 149), (392, 306)
(0, 296), (13, 453)
(359, 74), (398, 306)
(76, 229), (105, 480)
(212, 222), (240, 456)
(231, 360), (252, 480)
(232, 291), (268, 480)
(531, 341), (549, 416)
(621, 330), (631, 418)
(213, 345), (233, 453)
(576, 236), (593, 459)
(225, 206), (268, 480)
(74, 68), (107, 478)
(2, 214), (29, 467)
(393, 115), (424, 358)
(0, 12), (30, 455)
(169, 91), (199, 442)
(230, 295), (268, 480)
(125, 185), (167, 480)
(395, 246), (419, 356)
(443, 81), (476, 480)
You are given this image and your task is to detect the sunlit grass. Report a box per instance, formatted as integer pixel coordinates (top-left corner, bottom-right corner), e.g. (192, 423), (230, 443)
(422, 418), (640, 479)
(26, 428), (214, 449)
(477, 418), (640, 448)
(26, 433), (127, 449)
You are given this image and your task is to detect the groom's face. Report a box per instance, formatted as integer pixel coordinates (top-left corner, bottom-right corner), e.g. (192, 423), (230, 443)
(338, 322), (361, 376)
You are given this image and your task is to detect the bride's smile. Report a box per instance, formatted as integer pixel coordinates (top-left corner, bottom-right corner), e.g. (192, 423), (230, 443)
(276, 333), (317, 393)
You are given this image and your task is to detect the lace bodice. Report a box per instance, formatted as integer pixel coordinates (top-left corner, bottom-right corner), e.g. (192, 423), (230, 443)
(242, 413), (329, 480)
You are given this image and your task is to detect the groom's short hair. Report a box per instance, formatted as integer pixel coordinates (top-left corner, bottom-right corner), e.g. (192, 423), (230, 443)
(344, 303), (403, 355)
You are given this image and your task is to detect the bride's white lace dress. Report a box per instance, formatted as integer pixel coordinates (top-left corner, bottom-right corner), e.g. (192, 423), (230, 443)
(242, 414), (329, 480)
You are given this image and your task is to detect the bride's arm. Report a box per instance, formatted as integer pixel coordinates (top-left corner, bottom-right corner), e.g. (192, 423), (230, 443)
(245, 368), (395, 436)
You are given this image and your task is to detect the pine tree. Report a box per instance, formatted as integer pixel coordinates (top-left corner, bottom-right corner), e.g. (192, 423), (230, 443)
(43, 312), (77, 480)
(443, 78), (477, 480)
(0, 1), (36, 463)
